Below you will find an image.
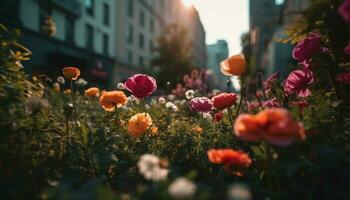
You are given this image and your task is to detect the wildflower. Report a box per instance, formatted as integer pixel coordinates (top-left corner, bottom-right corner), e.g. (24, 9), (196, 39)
(262, 72), (278, 90)
(338, 0), (350, 23)
(207, 149), (252, 174)
(193, 126), (203, 134)
(336, 72), (350, 84)
(99, 91), (128, 111)
(125, 74), (157, 99)
(212, 93), (237, 110)
(190, 97), (213, 113)
(168, 177), (197, 200)
(220, 54), (246, 76)
(25, 97), (49, 115)
(202, 112), (213, 121)
(234, 108), (306, 147)
(263, 98), (280, 108)
(284, 68), (315, 97)
(227, 183), (252, 200)
(158, 97), (166, 104)
(185, 89), (195, 99)
(214, 111), (223, 122)
(76, 78), (88, 86)
(128, 113), (153, 137)
(292, 32), (321, 62)
(117, 82), (125, 90)
(166, 102), (178, 112)
(345, 41), (350, 55)
(62, 67), (80, 81)
(137, 154), (169, 182)
(84, 87), (100, 97)
(57, 76), (65, 84)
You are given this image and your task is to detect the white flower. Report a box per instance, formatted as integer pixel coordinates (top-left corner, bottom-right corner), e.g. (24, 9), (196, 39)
(158, 97), (166, 104)
(168, 177), (197, 200)
(202, 112), (212, 121)
(128, 95), (140, 105)
(137, 154), (169, 182)
(117, 82), (125, 90)
(57, 76), (65, 84)
(53, 82), (60, 91)
(145, 104), (150, 109)
(185, 90), (195, 99)
(168, 94), (176, 101)
(76, 78), (88, 86)
(166, 102), (178, 112)
(227, 183), (252, 200)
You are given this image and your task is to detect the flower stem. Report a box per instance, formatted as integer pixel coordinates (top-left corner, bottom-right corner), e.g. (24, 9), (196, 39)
(70, 80), (79, 133)
(235, 88), (244, 118)
(142, 99), (147, 116)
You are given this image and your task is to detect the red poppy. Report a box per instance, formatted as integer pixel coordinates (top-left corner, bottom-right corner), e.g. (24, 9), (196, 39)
(212, 93), (237, 110)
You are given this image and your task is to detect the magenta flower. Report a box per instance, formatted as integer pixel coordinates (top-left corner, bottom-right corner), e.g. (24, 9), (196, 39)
(344, 41), (350, 55)
(264, 98), (280, 108)
(336, 72), (350, 84)
(190, 97), (213, 113)
(292, 33), (321, 62)
(284, 68), (315, 97)
(263, 72), (279, 90)
(125, 74), (157, 99)
(338, 0), (350, 23)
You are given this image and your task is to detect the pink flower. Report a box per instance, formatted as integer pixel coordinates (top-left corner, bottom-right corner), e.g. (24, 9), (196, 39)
(125, 74), (157, 99)
(190, 97), (213, 113)
(263, 72), (279, 90)
(344, 41), (350, 55)
(336, 72), (350, 84)
(292, 33), (321, 62)
(263, 98), (280, 108)
(338, 0), (350, 23)
(284, 68), (315, 97)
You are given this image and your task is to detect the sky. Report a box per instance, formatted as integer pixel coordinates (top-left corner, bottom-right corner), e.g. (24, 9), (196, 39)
(186, 0), (250, 55)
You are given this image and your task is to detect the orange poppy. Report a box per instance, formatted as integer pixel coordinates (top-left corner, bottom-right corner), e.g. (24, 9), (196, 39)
(220, 54), (246, 76)
(207, 149), (252, 168)
(128, 113), (153, 137)
(63, 67), (80, 80)
(193, 126), (203, 134)
(99, 91), (128, 112)
(85, 87), (100, 97)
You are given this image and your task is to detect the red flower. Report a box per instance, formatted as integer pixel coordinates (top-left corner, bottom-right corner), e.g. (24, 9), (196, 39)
(211, 93), (237, 110)
(292, 32), (321, 62)
(284, 68), (315, 97)
(344, 41), (350, 55)
(214, 111), (223, 122)
(125, 74), (157, 99)
(263, 98), (280, 108)
(207, 149), (252, 169)
(338, 0), (350, 23)
(190, 97), (213, 113)
(336, 72), (350, 84)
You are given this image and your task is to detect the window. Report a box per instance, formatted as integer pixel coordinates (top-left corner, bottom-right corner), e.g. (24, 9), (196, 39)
(39, 4), (48, 32)
(127, 0), (134, 17)
(150, 18), (154, 32)
(103, 3), (110, 26)
(103, 33), (109, 55)
(127, 51), (133, 64)
(86, 24), (94, 50)
(84, 0), (94, 16)
(139, 33), (144, 49)
(140, 10), (145, 27)
(139, 56), (144, 66)
(65, 16), (75, 43)
(126, 24), (133, 44)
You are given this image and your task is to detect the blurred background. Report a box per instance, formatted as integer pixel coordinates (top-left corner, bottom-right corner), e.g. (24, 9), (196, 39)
(0, 0), (309, 92)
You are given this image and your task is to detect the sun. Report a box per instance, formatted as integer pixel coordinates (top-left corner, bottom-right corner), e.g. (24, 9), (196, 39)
(182, 0), (195, 7)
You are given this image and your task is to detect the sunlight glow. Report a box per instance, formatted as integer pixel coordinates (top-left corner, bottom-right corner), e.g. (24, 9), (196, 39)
(182, 0), (195, 8)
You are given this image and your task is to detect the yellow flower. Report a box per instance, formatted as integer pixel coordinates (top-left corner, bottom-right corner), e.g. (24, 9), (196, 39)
(63, 67), (80, 80)
(99, 91), (128, 111)
(128, 113), (153, 138)
(85, 87), (100, 97)
(220, 54), (246, 76)
(150, 126), (158, 135)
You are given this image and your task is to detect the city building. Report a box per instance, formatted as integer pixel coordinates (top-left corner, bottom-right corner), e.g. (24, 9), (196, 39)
(206, 40), (229, 90)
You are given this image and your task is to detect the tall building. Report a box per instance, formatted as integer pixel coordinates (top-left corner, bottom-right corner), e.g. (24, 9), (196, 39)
(206, 40), (229, 90)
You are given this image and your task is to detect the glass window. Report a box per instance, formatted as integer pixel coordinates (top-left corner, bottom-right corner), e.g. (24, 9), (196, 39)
(86, 24), (94, 50)
(103, 3), (110, 26)
(103, 33), (109, 55)
(140, 10), (145, 27)
(84, 0), (94, 16)
(126, 24), (133, 44)
(39, 4), (48, 32)
(139, 33), (144, 49)
(65, 16), (75, 43)
(127, 0), (134, 17)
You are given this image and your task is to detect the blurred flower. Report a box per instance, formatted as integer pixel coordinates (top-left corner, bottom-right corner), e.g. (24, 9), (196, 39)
(284, 68), (315, 97)
(62, 67), (80, 81)
(63, 89), (71, 94)
(247, 101), (260, 112)
(137, 154), (169, 182)
(85, 87), (100, 97)
(57, 76), (65, 84)
(338, 0), (350, 23)
(25, 97), (49, 115)
(212, 89), (221, 96)
(262, 72), (278, 90)
(128, 95), (140, 105)
(190, 97), (213, 113)
(128, 113), (153, 137)
(150, 126), (158, 135)
(234, 108), (306, 147)
(99, 91), (128, 111)
(214, 111), (223, 122)
(263, 98), (280, 108)
(168, 177), (197, 200)
(212, 93), (237, 110)
(202, 112), (213, 121)
(76, 78), (88, 86)
(227, 183), (252, 200)
(117, 82), (125, 90)
(220, 54), (246, 76)
(53, 82), (60, 92)
(125, 74), (157, 99)
(158, 97), (166, 104)
(166, 102), (178, 112)
(168, 94), (176, 101)
(172, 83), (187, 96)
(292, 32), (321, 62)
(336, 72), (350, 84)
(193, 126), (203, 134)
(185, 89), (195, 99)
(344, 41), (350, 55)
(207, 149), (252, 174)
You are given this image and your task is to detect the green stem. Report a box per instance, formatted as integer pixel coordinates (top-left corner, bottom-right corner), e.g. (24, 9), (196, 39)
(142, 99), (147, 116)
(235, 88), (244, 118)
(70, 80), (79, 133)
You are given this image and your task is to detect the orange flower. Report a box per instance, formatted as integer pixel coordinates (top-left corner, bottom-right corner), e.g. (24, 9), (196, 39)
(193, 126), (203, 134)
(63, 89), (71, 94)
(220, 54), (246, 76)
(99, 91), (128, 111)
(128, 113), (153, 137)
(234, 108), (306, 147)
(207, 149), (252, 169)
(150, 126), (158, 135)
(63, 67), (80, 80)
(85, 87), (100, 97)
